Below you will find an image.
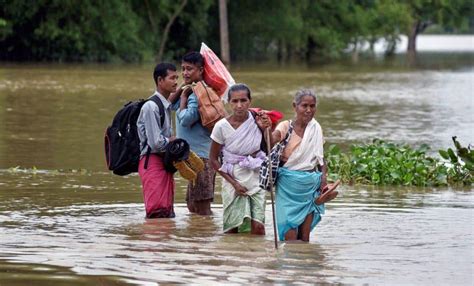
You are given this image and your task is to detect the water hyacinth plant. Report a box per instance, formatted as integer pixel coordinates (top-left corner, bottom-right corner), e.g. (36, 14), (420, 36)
(326, 137), (473, 187)
(438, 136), (473, 184)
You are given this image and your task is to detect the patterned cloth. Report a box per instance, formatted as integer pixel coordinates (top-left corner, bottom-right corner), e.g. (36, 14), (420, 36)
(259, 121), (293, 190)
(186, 158), (216, 202)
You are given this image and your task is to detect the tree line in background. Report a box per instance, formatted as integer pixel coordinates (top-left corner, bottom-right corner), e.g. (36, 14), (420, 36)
(1, 0), (472, 63)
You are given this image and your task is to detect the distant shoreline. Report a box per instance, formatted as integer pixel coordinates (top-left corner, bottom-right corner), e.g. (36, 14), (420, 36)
(370, 34), (474, 54)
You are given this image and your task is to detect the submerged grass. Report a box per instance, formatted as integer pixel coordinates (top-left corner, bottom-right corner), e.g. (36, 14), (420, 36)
(326, 137), (473, 187)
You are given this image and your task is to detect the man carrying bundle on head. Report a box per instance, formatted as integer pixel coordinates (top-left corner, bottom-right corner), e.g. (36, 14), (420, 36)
(169, 52), (220, 216)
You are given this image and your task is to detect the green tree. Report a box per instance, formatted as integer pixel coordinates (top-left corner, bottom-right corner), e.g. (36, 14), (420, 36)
(2, 0), (469, 63)
(141, 0), (188, 62)
(1, 0), (144, 62)
(227, 1), (411, 63)
(405, 0), (472, 59)
(228, 0), (306, 61)
(134, 0), (213, 61)
(366, 1), (412, 56)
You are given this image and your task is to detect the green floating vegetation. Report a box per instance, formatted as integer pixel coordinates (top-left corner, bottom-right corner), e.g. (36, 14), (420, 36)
(326, 137), (473, 187)
(4, 138), (472, 187)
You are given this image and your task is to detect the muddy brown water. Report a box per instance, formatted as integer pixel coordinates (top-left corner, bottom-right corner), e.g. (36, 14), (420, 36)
(0, 54), (473, 285)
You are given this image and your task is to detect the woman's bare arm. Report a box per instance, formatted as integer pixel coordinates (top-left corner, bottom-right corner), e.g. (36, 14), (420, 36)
(209, 140), (248, 195)
(270, 130), (282, 147)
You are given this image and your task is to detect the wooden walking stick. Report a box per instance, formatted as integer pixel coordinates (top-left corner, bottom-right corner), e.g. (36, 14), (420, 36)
(265, 127), (278, 249)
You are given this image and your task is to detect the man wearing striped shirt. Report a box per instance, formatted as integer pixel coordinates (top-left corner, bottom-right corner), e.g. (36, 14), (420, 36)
(137, 63), (178, 218)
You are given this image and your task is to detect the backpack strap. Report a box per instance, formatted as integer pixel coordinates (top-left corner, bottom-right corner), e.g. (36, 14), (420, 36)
(149, 95), (166, 127)
(144, 142), (152, 170)
(143, 94), (166, 169)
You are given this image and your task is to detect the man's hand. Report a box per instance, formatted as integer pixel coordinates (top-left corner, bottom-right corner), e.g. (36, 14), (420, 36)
(181, 85), (193, 98)
(168, 83), (187, 104)
(179, 86), (192, 110)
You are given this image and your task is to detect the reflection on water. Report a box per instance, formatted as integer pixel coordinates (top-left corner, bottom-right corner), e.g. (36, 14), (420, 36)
(0, 53), (473, 284)
(0, 260), (131, 286)
(0, 171), (472, 285)
(1, 55), (473, 172)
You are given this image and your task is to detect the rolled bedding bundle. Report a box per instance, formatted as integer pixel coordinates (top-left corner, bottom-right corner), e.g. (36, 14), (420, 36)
(172, 151), (204, 183)
(164, 139), (205, 183)
(186, 151), (204, 173)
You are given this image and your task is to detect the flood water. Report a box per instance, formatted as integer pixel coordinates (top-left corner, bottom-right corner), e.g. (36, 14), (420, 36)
(0, 52), (473, 285)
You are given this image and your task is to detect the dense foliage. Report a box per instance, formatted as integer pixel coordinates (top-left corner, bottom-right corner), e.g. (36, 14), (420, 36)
(1, 0), (472, 62)
(1, 1), (145, 62)
(326, 137), (473, 187)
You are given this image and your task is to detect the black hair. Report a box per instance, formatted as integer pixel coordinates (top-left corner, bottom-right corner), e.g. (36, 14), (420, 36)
(153, 63), (176, 85)
(182, 52), (204, 68)
(227, 83), (252, 102)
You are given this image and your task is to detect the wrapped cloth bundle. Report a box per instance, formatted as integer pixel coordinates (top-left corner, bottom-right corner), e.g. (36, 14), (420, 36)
(173, 151), (204, 183)
(186, 151), (205, 172)
(200, 42), (235, 100)
(164, 139), (204, 182)
(249, 107), (283, 130)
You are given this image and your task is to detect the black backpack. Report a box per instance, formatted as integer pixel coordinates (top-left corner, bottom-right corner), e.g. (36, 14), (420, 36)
(104, 95), (165, 176)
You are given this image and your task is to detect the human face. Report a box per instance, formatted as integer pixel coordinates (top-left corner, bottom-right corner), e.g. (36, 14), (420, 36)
(158, 70), (178, 95)
(294, 95), (316, 124)
(229, 90), (251, 117)
(181, 62), (202, 84)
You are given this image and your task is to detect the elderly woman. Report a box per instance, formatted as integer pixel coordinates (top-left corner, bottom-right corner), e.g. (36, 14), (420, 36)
(209, 84), (270, 235)
(270, 89), (339, 242)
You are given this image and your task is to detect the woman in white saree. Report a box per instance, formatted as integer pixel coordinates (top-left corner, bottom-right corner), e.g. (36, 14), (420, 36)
(209, 84), (270, 234)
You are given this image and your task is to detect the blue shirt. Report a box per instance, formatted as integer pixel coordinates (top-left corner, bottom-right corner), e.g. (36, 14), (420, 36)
(171, 93), (211, 159)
